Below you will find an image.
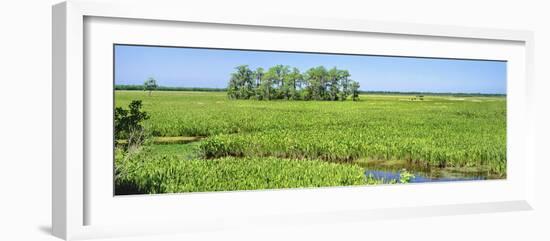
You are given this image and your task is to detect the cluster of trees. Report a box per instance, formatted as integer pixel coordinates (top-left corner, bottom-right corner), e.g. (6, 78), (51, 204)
(227, 65), (361, 101)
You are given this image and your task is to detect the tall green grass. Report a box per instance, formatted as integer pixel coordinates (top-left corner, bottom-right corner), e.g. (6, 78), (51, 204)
(115, 146), (379, 194)
(115, 91), (506, 176)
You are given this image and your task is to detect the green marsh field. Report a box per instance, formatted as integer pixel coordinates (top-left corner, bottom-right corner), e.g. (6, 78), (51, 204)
(114, 90), (506, 195)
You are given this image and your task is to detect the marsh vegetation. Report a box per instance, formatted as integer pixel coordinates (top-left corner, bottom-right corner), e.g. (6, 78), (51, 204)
(114, 90), (506, 195)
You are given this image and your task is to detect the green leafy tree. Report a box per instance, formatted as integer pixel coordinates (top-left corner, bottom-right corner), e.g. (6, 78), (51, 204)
(227, 65), (254, 99)
(304, 66), (328, 100)
(227, 76), (239, 99)
(237, 65), (255, 99)
(287, 67), (303, 100)
(262, 65), (287, 100)
(338, 70), (351, 101)
(265, 65), (290, 99)
(327, 67), (341, 101)
(260, 68), (274, 100)
(253, 67), (264, 100)
(350, 81), (360, 101)
(143, 77), (158, 96)
(263, 67), (277, 99)
(114, 100), (149, 149)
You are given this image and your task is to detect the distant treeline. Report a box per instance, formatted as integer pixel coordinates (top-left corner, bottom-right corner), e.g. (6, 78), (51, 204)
(115, 84), (505, 97)
(227, 65), (360, 101)
(359, 90), (506, 97)
(115, 85), (226, 92)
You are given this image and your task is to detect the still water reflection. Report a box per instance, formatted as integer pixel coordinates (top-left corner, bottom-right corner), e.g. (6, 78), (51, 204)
(364, 169), (485, 183)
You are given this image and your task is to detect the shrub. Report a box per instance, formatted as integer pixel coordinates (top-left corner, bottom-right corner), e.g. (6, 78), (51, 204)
(114, 100), (150, 149)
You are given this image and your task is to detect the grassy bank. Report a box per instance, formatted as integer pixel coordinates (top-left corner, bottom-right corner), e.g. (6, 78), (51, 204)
(115, 145), (380, 194)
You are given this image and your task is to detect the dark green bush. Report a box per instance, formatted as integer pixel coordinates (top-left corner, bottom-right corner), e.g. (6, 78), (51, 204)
(114, 100), (149, 148)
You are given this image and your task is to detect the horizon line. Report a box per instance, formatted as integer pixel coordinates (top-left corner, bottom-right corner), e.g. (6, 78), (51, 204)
(114, 84), (507, 95)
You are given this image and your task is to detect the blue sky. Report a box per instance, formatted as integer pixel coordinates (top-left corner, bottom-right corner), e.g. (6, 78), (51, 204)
(114, 45), (507, 94)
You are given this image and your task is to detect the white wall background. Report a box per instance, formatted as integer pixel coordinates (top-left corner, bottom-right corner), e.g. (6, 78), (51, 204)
(0, 0), (548, 240)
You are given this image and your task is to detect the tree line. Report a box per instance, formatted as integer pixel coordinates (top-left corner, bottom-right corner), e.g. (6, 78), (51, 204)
(115, 84), (226, 92)
(227, 65), (361, 101)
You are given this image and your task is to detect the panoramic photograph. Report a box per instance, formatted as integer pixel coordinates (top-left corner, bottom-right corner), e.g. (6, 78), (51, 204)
(113, 44), (507, 195)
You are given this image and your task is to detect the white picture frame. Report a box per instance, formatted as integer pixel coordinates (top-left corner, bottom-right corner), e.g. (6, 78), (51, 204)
(52, 0), (536, 240)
